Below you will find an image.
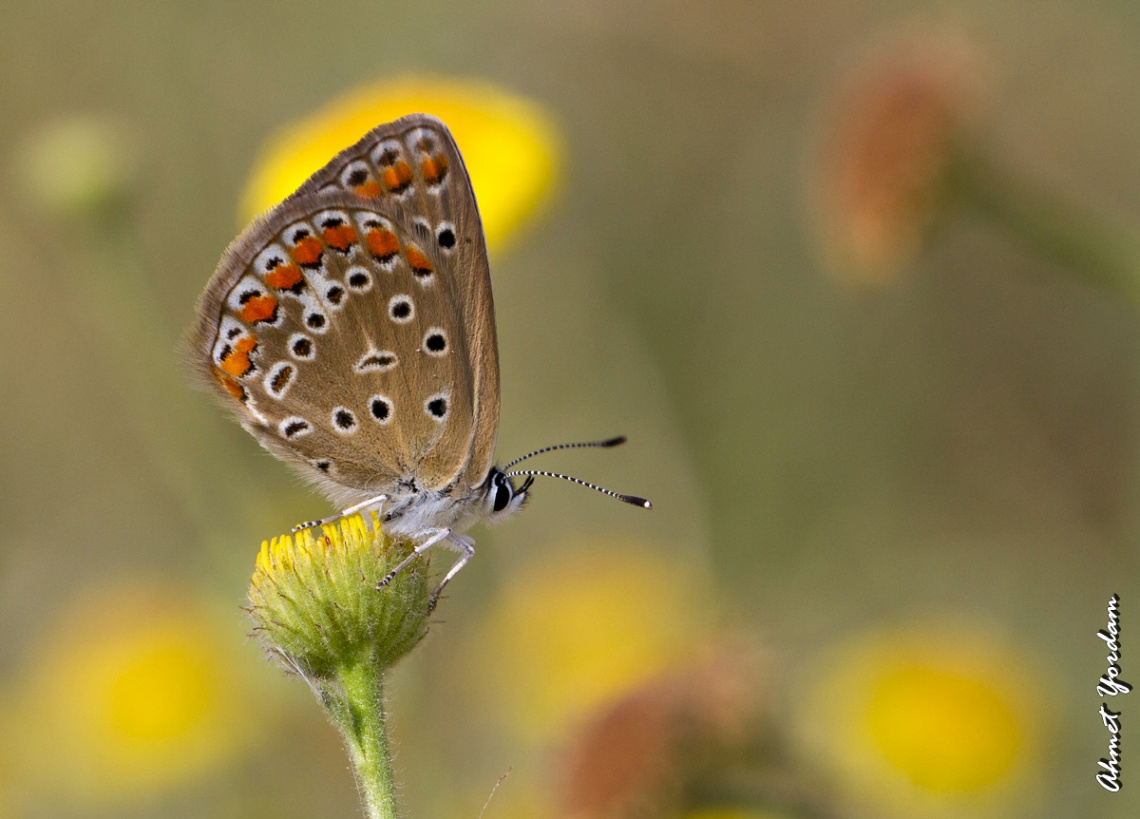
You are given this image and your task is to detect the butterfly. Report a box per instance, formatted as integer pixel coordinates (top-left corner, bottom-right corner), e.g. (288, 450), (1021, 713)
(190, 114), (649, 607)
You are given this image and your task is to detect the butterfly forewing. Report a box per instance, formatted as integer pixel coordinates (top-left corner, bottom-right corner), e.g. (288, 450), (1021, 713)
(295, 114), (500, 490)
(193, 115), (497, 505)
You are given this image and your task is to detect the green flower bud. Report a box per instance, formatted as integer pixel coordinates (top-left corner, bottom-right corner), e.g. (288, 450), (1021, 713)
(248, 513), (431, 818)
(247, 512), (430, 680)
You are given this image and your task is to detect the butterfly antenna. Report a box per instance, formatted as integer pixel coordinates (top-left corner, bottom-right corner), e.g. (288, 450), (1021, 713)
(502, 436), (628, 471)
(505, 468), (651, 509)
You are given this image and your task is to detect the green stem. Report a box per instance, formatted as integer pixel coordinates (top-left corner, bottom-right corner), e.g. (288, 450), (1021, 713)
(951, 151), (1140, 304)
(336, 662), (400, 819)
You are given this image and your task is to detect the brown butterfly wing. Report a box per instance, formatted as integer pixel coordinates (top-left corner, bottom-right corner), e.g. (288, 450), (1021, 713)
(191, 116), (497, 504)
(296, 114), (499, 492)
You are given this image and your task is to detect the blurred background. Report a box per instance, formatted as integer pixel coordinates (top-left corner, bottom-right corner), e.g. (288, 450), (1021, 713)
(1, 1), (1138, 818)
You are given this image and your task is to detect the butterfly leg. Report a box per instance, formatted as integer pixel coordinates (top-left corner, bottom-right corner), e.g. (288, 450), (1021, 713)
(427, 534), (476, 612)
(377, 527), (451, 591)
(291, 494), (390, 534)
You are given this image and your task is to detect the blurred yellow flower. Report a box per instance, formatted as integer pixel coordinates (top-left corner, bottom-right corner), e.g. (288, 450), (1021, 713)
(684, 811), (791, 819)
(811, 34), (981, 285)
(239, 77), (560, 252)
(5, 580), (265, 807)
(795, 621), (1044, 817)
(471, 543), (712, 741)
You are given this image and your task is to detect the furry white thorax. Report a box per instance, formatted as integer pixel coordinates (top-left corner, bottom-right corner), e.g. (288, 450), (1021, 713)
(382, 486), (489, 536)
(357, 467), (528, 537)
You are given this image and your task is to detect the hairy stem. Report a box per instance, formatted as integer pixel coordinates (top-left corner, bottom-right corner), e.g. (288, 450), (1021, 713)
(336, 662), (400, 819)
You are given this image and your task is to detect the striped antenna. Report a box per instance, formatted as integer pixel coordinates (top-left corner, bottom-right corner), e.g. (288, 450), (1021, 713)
(504, 468), (651, 509)
(502, 436), (627, 471)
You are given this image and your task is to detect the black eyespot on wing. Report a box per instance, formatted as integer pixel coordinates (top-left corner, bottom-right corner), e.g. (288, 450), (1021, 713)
(427, 396), (447, 419)
(437, 226), (456, 249)
(370, 396), (392, 422)
(326, 285), (344, 305)
(389, 297), (413, 322)
(333, 407), (357, 432)
(269, 364), (294, 394)
(356, 351), (398, 373)
(307, 313), (326, 329)
(292, 336), (313, 358)
(282, 419), (311, 438)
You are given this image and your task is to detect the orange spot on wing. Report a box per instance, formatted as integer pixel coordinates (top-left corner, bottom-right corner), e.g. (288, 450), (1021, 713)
(322, 224), (358, 251)
(265, 262), (303, 291)
(421, 154), (449, 184)
(405, 246), (434, 274)
(366, 228), (400, 260)
(381, 161), (413, 192)
(220, 335), (257, 378)
(239, 294), (277, 324)
(290, 236), (324, 266)
(215, 370), (246, 402)
(354, 179), (383, 199)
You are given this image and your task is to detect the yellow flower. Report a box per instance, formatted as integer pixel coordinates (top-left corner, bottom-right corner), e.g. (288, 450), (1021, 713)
(248, 512), (430, 678)
(239, 77), (560, 252)
(5, 580), (265, 807)
(794, 621), (1044, 817)
(811, 34), (981, 284)
(470, 543), (712, 742)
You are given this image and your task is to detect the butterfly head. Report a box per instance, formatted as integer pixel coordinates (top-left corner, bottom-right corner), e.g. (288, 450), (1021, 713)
(485, 436), (652, 522)
(484, 467), (533, 522)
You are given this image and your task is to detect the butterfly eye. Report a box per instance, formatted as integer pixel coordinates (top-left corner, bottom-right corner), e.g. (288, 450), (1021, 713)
(492, 479), (512, 513)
